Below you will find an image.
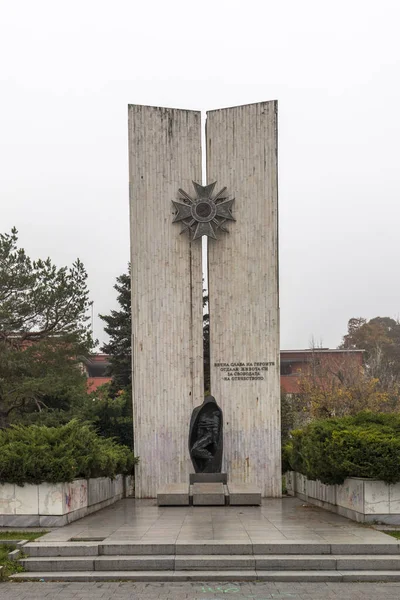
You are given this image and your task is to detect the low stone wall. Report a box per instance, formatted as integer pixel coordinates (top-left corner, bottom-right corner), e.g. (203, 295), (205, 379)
(286, 471), (400, 524)
(0, 475), (134, 527)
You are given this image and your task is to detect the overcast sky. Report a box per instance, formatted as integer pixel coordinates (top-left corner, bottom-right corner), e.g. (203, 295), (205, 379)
(1, 0), (399, 350)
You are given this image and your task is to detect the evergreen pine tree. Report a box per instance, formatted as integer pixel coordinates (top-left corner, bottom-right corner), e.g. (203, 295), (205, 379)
(99, 266), (132, 396)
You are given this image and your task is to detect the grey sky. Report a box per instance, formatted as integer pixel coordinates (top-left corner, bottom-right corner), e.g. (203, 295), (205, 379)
(1, 0), (399, 349)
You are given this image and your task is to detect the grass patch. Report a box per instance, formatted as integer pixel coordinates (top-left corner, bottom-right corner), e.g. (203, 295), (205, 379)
(0, 530), (47, 541)
(384, 531), (400, 539)
(0, 532), (46, 579)
(0, 545), (25, 579)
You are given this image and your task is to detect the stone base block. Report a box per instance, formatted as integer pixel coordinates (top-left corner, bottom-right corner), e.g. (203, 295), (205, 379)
(227, 484), (261, 505)
(157, 484), (190, 506)
(192, 483), (225, 506)
(189, 473), (228, 484)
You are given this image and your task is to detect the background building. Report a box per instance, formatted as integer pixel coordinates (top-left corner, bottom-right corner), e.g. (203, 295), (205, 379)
(83, 349), (364, 395)
(280, 349), (364, 394)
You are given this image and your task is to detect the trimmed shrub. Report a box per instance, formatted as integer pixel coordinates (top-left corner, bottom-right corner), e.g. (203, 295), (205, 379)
(0, 420), (137, 486)
(284, 411), (400, 485)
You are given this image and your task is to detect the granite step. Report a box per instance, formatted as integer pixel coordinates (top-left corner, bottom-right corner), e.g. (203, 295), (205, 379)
(13, 569), (400, 582)
(23, 542), (99, 557)
(19, 554), (400, 572)
(335, 555), (400, 570)
(20, 555), (176, 572)
(8, 570), (341, 582)
(20, 557), (96, 572)
(95, 556), (175, 570)
(22, 541), (400, 557)
(256, 555), (400, 571)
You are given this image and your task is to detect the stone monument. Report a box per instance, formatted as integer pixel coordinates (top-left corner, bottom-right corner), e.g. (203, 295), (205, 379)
(128, 105), (203, 499)
(189, 396), (223, 473)
(129, 101), (280, 500)
(207, 102), (281, 497)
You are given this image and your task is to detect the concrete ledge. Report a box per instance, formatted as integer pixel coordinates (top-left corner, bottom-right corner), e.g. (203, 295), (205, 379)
(0, 539), (23, 546)
(9, 570), (259, 581)
(0, 475), (129, 527)
(340, 570), (400, 581)
(24, 542), (99, 557)
(20, 557), (95, 571)
(175, 541), (253, 555)
(157, 484), (189, 506)
(228, 483), (261, 505)
(330, 543), (400, 554)
(287, 471), (400, 525)
(100, 542), (175, 555)
(157, 479), (261, 505)
(175, 555), (255, 569)
(7, 549), (20, 561)
(95, 556), (174, 570)
(192, 483), (225, 506)
(255, 571), (342, 582)
(256, 556), (336, 570)
(252, 543), (331, 555)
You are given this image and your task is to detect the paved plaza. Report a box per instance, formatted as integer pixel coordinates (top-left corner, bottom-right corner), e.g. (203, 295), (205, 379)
(4, 497), (399, 587)
(39, 497), (393, 545)
(2, 581), (400, 599)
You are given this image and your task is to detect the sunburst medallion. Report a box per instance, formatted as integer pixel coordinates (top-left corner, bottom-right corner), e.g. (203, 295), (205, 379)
(172, 181), (235, 240)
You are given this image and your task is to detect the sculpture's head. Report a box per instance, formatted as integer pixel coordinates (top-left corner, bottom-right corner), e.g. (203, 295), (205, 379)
(203, 395), (217, 405)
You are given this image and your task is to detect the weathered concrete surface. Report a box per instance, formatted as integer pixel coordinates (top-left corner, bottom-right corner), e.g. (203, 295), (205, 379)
(227, 483), (262, 505)
(207, 101), (281, 497)
(157, 484), (190, 506)
(287, 471), (400, 524)
(0, 476), (126, 527)
(192, 483), (225, 505)
(5, 581), (400, 598)
(128, 105), (204, 498)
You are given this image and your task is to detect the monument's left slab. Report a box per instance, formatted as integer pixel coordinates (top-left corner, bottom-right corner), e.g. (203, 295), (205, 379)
(129, 105), (204, 498)
(157, 484), (190, 506)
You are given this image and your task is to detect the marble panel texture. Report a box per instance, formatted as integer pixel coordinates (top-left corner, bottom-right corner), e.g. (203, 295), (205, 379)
(38, 483), (64, 515)
(0, 476), (129, 525)
(15, 484), (39, 514)
(129, 104), (203, 498)
(336, 478), (364, 513)
(88, 477), (111, 506)
(364, 480), (390, 514)
(389, 482), (400, 513)
(285, 471), (294, 493)
(207, 101), (280, 497)
(287, 472), (400, 522)
(64, 480), (88, 513)
(295, 472), (307, 496)
(0, 484), (15, 515)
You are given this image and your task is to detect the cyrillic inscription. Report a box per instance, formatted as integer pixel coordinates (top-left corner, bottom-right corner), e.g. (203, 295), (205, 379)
(214, 361), (275, 381)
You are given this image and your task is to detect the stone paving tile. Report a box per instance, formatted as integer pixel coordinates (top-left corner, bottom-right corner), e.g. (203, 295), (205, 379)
(36, 497), (396, 546)
(3, 582), (400, 599)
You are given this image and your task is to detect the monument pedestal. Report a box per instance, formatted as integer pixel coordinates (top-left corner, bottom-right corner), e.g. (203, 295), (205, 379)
(192, 482), (225, 506)
(157, 477), (261, 507)
(157, 484), (190, 506)
(228, 483), (262, 506)
(189, 473), (227, 484)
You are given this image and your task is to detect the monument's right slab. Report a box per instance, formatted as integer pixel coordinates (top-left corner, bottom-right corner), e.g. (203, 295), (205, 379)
(207, 101), (281, 497)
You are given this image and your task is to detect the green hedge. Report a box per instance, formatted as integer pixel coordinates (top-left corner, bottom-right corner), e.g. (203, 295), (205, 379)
(284, 411), (400, 485)
(0, 420), (137, 486)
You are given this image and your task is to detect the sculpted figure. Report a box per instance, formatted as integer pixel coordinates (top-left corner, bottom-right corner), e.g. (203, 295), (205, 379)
(189, 396), (223, 473)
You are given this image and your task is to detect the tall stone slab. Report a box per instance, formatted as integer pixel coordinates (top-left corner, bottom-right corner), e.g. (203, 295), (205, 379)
(128, 105), (203, 498)
(206, 101), (281, 497)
